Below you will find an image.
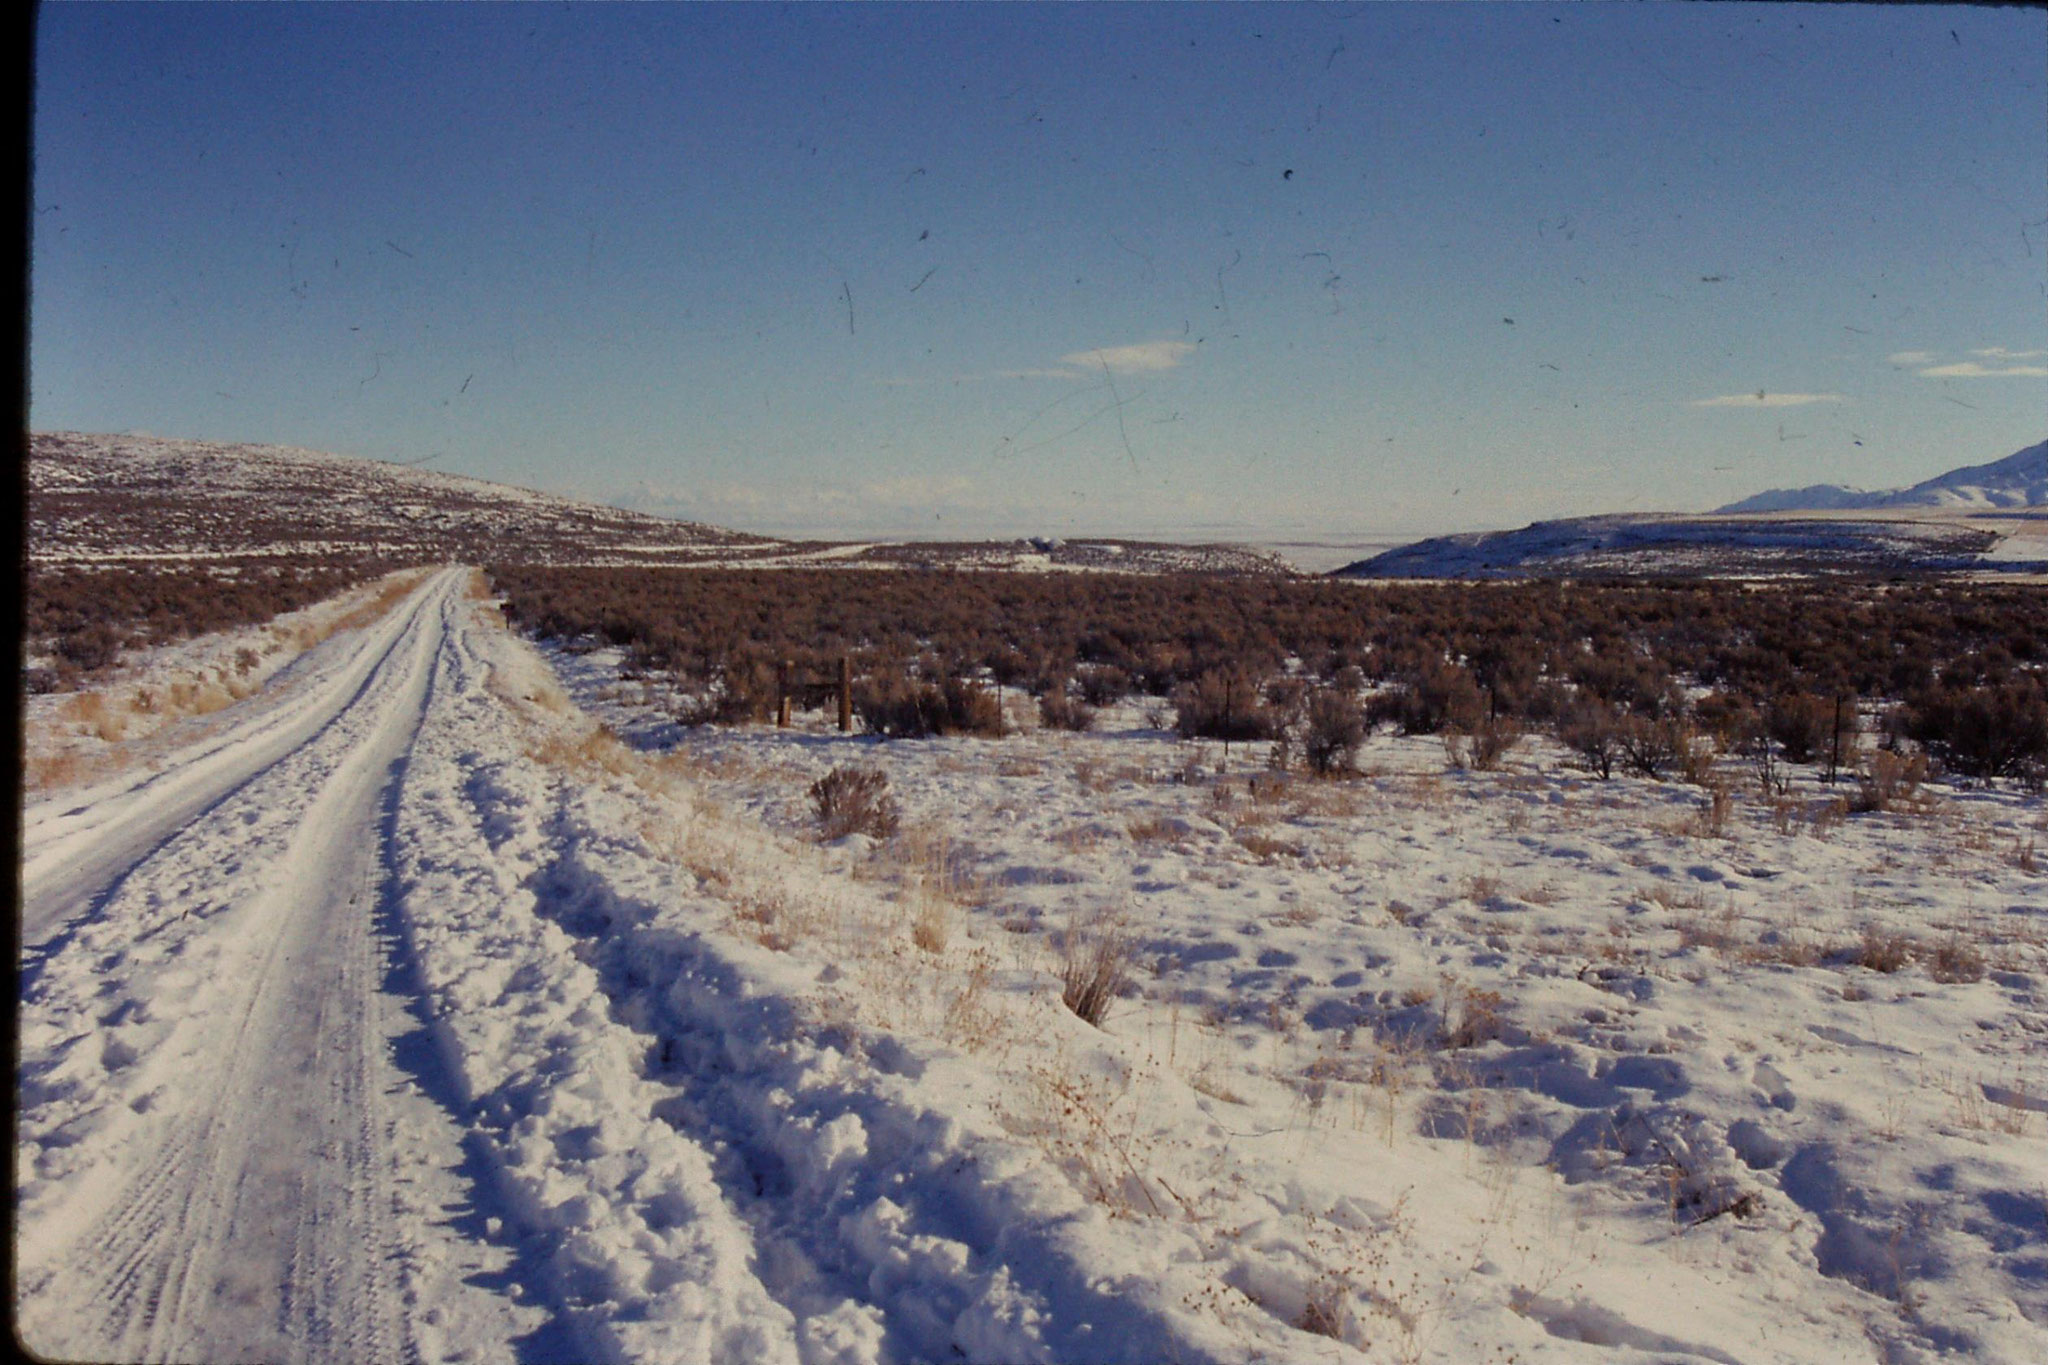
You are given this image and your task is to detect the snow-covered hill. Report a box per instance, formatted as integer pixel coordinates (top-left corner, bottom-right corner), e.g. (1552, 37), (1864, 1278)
(1717, 439), (2048, 513)
(1333, 440), (2048, 580)
(27, 430), (774, 568)
(1333, 513), (2013, 580)
(28, 431), (1291, 575)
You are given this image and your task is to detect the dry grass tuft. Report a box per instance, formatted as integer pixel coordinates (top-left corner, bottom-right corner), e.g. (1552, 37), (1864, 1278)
(328, 569), (433, 634)
(1675, 902), (1745, 958)
(1049, 823), (1111, 854)
(62, 691), (127, 742)
(527, 724), (700, 804)
(1060, 910), (1134, 1027)
(1237, 831), (1303, 863)
(911, 890), (952, 954)
(1441, 982), (1508, 1049)
(1928, 934), (1986, 984)
(1126, 812), (1186, 845)
(25, 750), (98, 791)
(1462, 873), (1502, 905)
(1854, 929), (1912, 974)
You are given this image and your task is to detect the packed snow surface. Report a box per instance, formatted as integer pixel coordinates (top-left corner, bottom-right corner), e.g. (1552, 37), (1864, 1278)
(17, 570), (2048, 1363)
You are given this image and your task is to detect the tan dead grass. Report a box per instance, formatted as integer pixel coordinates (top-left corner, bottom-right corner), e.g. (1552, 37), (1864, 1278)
(1236, 830), (1303, 863)
(526, 724), (701, 803)
(1854, 928), (1912, 974)
(1127, 812), (1187, 845)
(29, 568), (440, 797)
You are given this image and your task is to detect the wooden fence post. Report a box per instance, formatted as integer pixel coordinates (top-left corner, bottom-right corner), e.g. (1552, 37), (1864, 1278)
(777, 660), (791, 728)
(838, 656), (853, 733)
(1827, 693), (1845, 785)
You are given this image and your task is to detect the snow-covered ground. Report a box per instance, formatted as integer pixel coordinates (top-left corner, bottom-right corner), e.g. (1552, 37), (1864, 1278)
(17, 570), (2047, 1363)
(551, 649), (2048, 1365)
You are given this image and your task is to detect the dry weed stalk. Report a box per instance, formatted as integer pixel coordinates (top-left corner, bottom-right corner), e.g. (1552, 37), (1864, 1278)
(1683, 779), (1734, 839)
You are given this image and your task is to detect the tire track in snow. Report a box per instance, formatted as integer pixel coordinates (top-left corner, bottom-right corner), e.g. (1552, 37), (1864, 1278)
(16, 570), (536, 1363)
(20, 569), (444, 947)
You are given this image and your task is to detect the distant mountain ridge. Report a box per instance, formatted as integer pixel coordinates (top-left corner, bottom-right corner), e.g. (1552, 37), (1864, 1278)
(27, 432), (1290, 576)
(1716, 439), (2048, 513)
(1332, 515), (2003, 580)
(1334, 437), (2048, 580)
(28, 431), (770, 568)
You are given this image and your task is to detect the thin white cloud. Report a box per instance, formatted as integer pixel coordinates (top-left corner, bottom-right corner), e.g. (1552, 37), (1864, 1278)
(1059, 341), (1196, 374)
(1919, 362), (2048, 379)
(1688, 391), (1847, 408)
(1888, 347), (2048, 378)
(992, 367), (1090, 381)
(876, 367), (1090, 387)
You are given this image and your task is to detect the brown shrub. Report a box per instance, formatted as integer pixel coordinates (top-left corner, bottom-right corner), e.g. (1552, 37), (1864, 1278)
(1302, 687), (1366, 776)
(855, 673), (1005, 739)
(1038, 688), (1098, 733)
(809, 766), (901, 840)
(1559, 698), (1621, 779)
(1173, 669), (1282, 742)
(1446, 711), (1522, 772)
(1851, 750), (1929, 814)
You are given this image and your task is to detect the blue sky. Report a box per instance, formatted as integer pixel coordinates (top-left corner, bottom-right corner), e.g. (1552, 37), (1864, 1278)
(32, 2), (2048, 542)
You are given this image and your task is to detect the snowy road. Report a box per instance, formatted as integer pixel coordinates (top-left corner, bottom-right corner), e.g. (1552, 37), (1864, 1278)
(18, 569), (542, 1362)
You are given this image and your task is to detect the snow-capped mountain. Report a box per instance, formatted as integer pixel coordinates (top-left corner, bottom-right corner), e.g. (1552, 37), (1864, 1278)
(1716, 438), (2048, 513)
(1335, 439), (2048, 579)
